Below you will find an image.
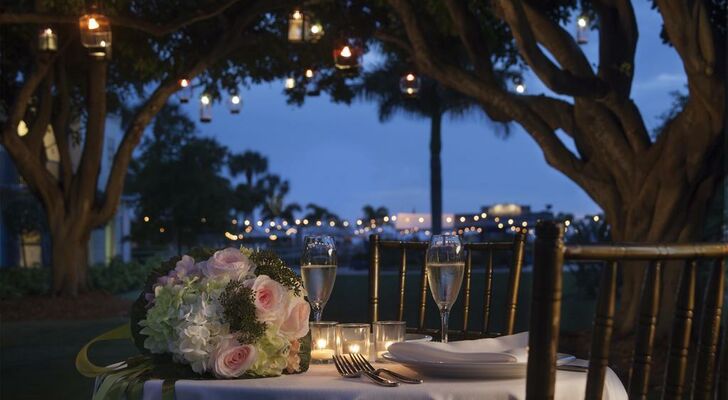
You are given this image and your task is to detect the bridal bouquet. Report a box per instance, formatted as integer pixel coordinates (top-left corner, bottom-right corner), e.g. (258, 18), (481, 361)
(132, 247), (311, 378)
(78, 247), (311, 399)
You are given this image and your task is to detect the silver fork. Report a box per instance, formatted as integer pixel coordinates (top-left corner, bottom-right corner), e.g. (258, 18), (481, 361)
(351, 353), (423, 384)
(332, 355), (398, 387)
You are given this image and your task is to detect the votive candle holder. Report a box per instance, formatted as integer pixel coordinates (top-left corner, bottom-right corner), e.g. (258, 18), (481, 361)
(336, 323), (370, 358)
(373, 320), (406, 361)
(310, 321), (337, 364)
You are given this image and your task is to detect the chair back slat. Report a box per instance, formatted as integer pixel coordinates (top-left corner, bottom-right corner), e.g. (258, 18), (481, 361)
(628, 260), (662, 400)
(482, 248), (494, 334)
(368, 234), (381, 324)
(584, 261), (617, 400)
(526, 222), (563, 400)
(720, 326), (727, 400)
(397, 247), (407, 321)
(462, 249), (473, 335)
(527, 221), (728, 400)
(417, 258), (428, 331)
(505, 233), (526, 335)
(368, 233), (527, 338)
(693, 258), (725, 400)
(663, 260), (697, 400)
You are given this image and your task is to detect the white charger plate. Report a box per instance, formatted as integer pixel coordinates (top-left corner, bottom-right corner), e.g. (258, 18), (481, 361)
(382, 352), (576, 379)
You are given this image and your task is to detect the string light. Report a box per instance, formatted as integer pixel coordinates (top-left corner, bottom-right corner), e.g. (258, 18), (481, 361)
(143, 216), (150, 222)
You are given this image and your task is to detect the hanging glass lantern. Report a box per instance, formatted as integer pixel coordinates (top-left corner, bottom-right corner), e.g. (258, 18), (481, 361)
(284, 77), (296, 91)
(304, 68), (320, 96)
(576, 14), (589, 45)
(228, 94), (242, 114)
(399, 73), (421, 97)
(288, 9), (324, 43)
(79, 11), (112, 58)
(513, 77), (526, 94)
(200, 94), (212, 123)
(333, 39), (362, 72)
(178, 78), (193, 103)
(38, 28), (58, 52)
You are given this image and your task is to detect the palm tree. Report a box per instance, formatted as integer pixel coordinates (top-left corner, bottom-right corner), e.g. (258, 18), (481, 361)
(259, 175), (301, 221)
(302, 203), (340, 224)
(357, 56), (480, 234)
(229, 151), (269, 219)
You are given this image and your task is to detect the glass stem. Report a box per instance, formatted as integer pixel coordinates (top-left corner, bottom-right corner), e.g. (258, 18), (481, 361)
(312, 304), (323, 322)
(440, 306), (450, 343)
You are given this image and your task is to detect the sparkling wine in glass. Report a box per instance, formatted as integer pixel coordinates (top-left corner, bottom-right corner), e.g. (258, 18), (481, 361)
(426, 234), (465, 343)
(301, 235), (337, 322)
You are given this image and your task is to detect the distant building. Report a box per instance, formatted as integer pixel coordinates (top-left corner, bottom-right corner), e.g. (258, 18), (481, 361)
(453, 203), (554, 237)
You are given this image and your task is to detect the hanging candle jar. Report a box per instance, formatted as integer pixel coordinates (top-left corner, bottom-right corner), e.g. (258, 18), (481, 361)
(200, 94), (212, 123)
(228, 94), (242, 114)
(178, 78), (193, 103)
(333, 39), (362, 72)
(399, 73), (421, 97)
(284, 77), (296, 91)
(576, 14), (589, 45)
(288, 9), (324, 43)
(38, 28), (58, 52)
(304, 68), (320, 96)
(79, 9), (112, 58)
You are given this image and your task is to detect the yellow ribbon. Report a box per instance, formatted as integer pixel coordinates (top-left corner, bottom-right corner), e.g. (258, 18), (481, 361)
(76, 324), (132, 378)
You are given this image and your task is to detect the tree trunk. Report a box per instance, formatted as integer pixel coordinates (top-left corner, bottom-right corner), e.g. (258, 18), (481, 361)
(50, 223), (89, 297)
(430, 112), (443, 234)
(610, 172), (719, 337)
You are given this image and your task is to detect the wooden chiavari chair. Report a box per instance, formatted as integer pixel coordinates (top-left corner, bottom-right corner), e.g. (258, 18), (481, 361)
(527, 220), (727, 400)
(368, 231), (527, 339)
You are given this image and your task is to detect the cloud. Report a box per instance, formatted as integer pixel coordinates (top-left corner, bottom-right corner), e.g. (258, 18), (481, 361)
(633, 73), (686, 91)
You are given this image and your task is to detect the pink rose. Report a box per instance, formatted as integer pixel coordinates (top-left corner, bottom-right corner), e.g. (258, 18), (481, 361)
(280, 295), (310, 340)
(248, 275), (289, 323)
(203, 248), (254, 280)
(211, 339), (257, 379)
(286, 339), (302, 373)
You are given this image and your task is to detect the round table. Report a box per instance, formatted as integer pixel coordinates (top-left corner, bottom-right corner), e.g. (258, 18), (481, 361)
(138, 361), (628, 400)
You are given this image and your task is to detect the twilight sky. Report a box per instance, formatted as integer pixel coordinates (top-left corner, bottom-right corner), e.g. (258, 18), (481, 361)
(173, 2), (686, 221)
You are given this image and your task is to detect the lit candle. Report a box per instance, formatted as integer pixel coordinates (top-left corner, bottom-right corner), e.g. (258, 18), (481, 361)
(310, 336), (335, 361)
(347, 342), (361, 354)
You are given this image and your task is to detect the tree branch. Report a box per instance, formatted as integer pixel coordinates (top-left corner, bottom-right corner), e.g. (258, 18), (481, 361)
(24, 70), (54, 153)
(495, 0), (607, 97)
(92, 0), (287, 226)
(521, 95), (575, 136)
(52, 58), (73, 197)
(0, 0), (243, 37)
(442, 0), (497, 84)
(0, 59), (61, 210)
(594, 0), (638, 98)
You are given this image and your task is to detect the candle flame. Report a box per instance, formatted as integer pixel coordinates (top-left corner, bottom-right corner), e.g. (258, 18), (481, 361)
(348, 343), (360, 354)
(406, 73), (415, 81)
(88, 17), (99, 30)
(316, 338), (328, 349)
(180, 79), (189, 88)
(340, 46), (352, 58)
(292, 10), (302, 20)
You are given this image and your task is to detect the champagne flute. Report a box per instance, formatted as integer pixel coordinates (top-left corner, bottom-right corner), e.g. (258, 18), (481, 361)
(426, 234), (465, 343)
(301, 235), (337, 322)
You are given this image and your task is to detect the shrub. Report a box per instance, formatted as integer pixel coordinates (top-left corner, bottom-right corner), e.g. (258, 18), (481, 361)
(0, 257), (160, 299)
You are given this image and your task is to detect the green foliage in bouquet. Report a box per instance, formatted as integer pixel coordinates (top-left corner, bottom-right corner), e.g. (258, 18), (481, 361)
(249, 251), (304, 296)
(219, 280), (266, 344)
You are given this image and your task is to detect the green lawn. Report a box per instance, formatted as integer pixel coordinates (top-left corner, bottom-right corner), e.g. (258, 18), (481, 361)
(0, 269), (598, 399)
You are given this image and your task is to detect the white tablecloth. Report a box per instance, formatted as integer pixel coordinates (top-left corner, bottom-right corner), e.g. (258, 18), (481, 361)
(140, 361), (627, 400)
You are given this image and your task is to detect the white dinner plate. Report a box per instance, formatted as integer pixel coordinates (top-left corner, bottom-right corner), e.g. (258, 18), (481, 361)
(404, 333), (433, 342)
(382, 352), (576, 379)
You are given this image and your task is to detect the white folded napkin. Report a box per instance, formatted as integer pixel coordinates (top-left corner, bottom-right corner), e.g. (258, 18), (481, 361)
(388, 331), (529, 363)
